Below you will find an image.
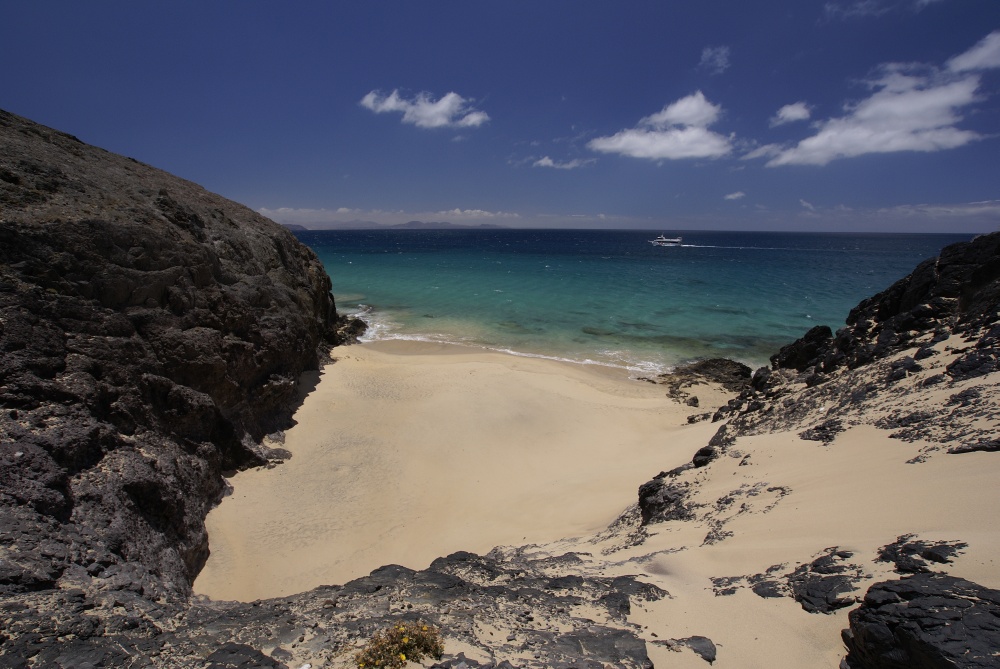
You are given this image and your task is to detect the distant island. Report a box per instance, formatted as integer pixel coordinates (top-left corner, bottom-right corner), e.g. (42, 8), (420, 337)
(280, 220), (508, 231)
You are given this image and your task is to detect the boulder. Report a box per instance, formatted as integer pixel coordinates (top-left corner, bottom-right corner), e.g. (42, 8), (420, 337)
(842, 573), (1000, 668)
(770, 325), (833, 371)
(637, 478), (694, 525)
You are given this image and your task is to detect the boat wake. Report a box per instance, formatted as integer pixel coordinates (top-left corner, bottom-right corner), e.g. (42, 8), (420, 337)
(678, 244), (843, 252)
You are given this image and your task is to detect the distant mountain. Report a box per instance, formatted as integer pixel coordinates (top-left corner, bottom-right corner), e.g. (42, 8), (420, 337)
(390, 220), (506, 230)
(289, 220), (508, 231)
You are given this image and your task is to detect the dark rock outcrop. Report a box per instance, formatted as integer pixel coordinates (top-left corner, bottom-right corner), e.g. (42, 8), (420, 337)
(653, 636), (718, 664)
(771, 232), (1000, 377)
(676, 636), (717, 664)
(770, 325), (833, 372)
(799, 418), (844, 444)
(842, 573), (1000, 668)
(713, 548), (864, 614)
(644, 358), (753, 405)
(0, 548), (665, 668)
(637, 478), (695, 526)
(783, 549), (865, 614)
(0, 108), (355, 605)
(875, 535), (968, 575)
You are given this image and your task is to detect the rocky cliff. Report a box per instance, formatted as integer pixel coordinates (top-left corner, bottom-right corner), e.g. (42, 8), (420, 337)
(0, 109), (361, 607)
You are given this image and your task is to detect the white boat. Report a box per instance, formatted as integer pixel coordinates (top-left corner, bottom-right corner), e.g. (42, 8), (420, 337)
(650, 234), (682, 247)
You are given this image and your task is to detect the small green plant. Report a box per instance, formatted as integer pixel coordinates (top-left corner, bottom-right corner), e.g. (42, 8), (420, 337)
(354, 621), (444, 669)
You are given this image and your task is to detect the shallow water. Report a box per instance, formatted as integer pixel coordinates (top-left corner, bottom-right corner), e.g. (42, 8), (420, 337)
(298, 229), (970, 373)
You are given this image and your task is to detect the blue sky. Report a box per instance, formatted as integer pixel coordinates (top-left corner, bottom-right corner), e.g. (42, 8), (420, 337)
(2, 1), (999, 232)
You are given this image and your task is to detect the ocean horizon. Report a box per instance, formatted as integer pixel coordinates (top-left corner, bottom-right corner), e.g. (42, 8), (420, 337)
(297, 229), (973, 374)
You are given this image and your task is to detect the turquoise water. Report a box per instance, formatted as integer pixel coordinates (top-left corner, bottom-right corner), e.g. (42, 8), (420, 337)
(297, 230), (971, 373)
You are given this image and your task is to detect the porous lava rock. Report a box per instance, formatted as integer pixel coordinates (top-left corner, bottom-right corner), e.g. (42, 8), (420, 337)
(875, 535), (967, 575)
(774, 231), (1000, 377)
(842, 573), (1000, 668)
(637, 477), (695, 526)
(0, 108), (356, 605)
(712, 548), (865, 614)
(0, 547), (666, 668)
(770, 324), (833, 372)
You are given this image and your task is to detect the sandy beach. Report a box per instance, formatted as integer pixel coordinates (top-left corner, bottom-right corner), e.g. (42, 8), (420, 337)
(195, 340), (732, 601)
(195, 336), (1000, 668)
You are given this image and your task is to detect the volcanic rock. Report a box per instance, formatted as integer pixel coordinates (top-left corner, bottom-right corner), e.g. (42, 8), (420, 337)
(637, 478), (695, 526)
(770, 324), (833, 372)
(0, 107), (352, 604)
(875, 535), (968, 575)
(651, 358), (753, 404)
(714, 548), (864, 614)
(770, 232), (1000, 376)
(842, 573), (1000, 668)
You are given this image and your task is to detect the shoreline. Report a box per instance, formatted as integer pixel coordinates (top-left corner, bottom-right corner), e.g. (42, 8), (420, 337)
(352, 324), (772, 377)
(194, 339), (734, 601)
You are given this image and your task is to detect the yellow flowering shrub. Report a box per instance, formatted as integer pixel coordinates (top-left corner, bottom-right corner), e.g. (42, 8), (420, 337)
(354, 621), (444, 669)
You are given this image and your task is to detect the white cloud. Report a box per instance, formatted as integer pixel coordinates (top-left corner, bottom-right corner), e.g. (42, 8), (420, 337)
(764, 67), (980, 166)
(588, 91), (733, 161)
(259, 206), (519, 227)
(789, 198), (1000, 232)
(823, 1), (891, 20)
(823, 0), (947, 19)
(588, 127), (732, 160)
(947, 30), (1000, 72)
(258, 206), (390, 224)
(878, 199), (1000, 218)
(432, 208), (520, 219)
(754, 32), (1000, 166)
(741, 143), (783, 160)
(643, 91), (722, 127)
(724, 191), (746, 200)
(360, 89), (489, 129)
(532, 156), (596, 170)
(770, 102), (812, 127)
(699, 45), (731, 75)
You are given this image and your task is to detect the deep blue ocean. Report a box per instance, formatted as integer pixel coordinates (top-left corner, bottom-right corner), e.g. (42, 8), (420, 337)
(296, 230), (972, 373)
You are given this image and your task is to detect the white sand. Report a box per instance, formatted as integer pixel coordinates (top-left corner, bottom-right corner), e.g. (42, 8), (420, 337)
(576, 423), (1000, 668)
(195, 340), (730, 601)
(195, 339), (1000, 668)
(522, 347), (1000, 668)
